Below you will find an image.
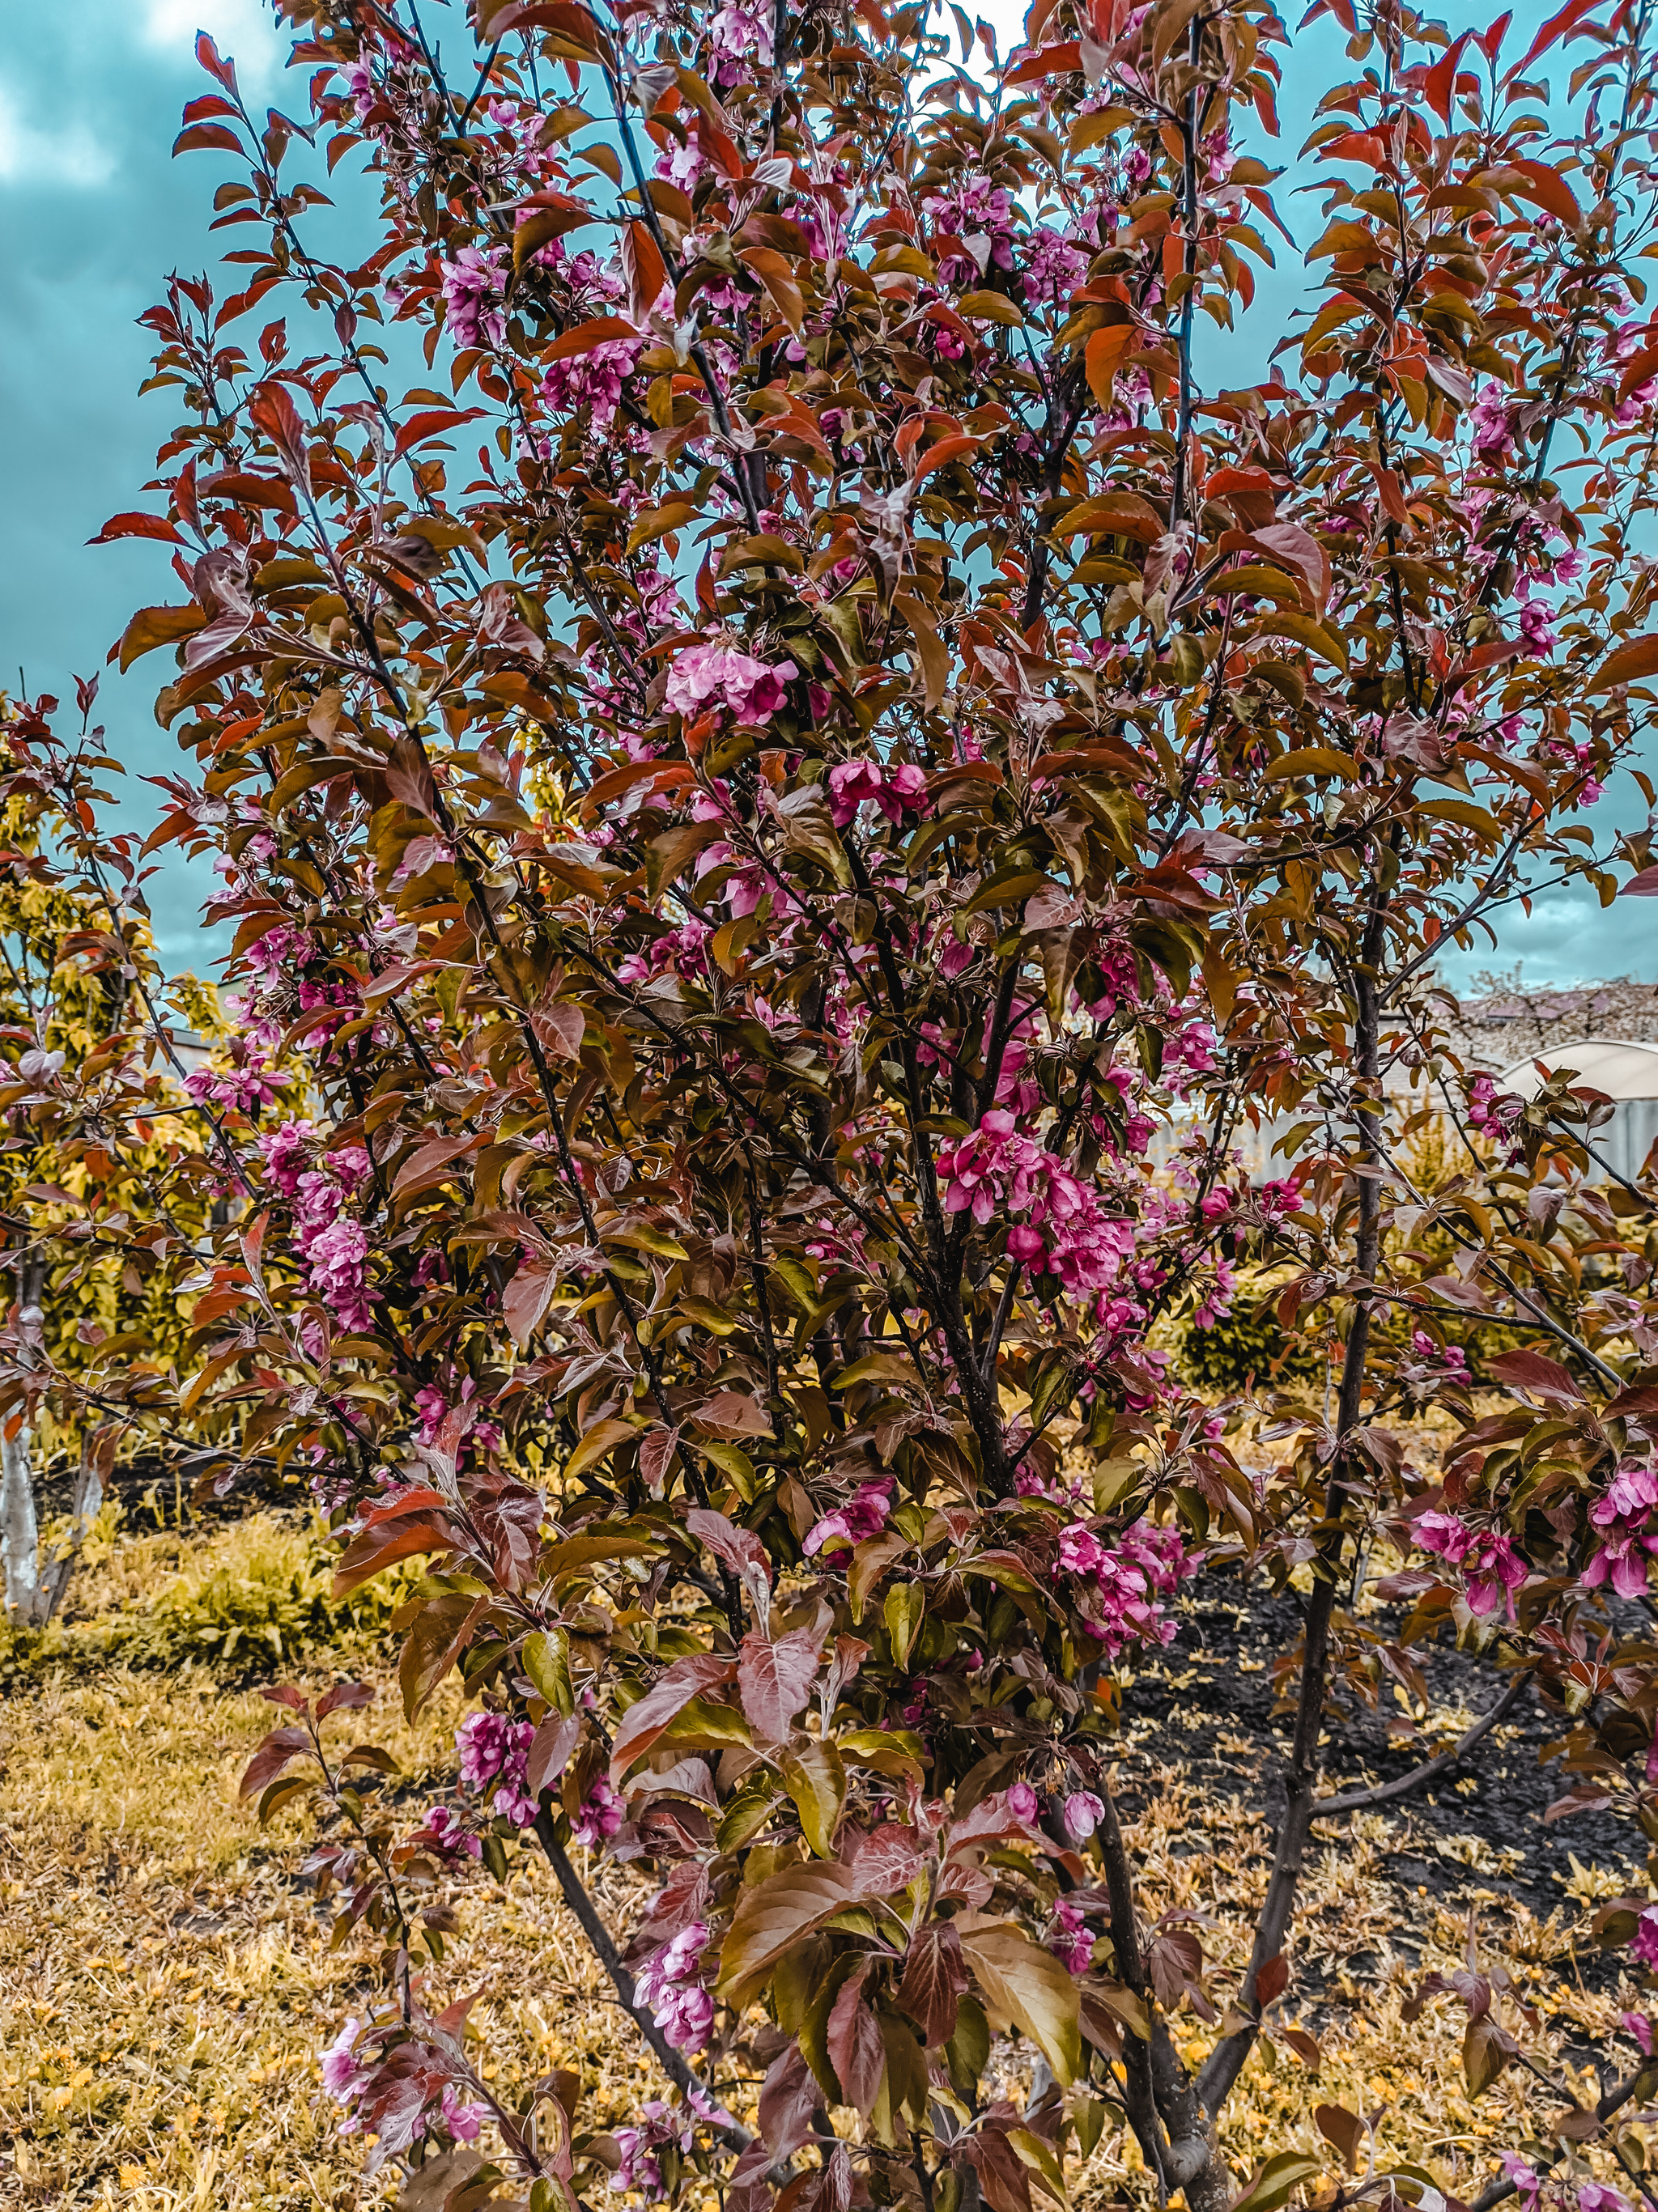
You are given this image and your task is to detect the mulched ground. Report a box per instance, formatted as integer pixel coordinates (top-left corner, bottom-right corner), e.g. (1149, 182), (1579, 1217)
(1115, 1570), (1648, 2099)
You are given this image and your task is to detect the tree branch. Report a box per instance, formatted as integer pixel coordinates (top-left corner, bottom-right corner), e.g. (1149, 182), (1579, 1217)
(532, 1813), (753, 2153)
(1314, 1674), (1529, 1819)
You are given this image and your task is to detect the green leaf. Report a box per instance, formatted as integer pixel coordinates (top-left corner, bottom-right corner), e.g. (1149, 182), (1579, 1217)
(562, 1418), (636, 1488)
(655, 1693), (755, 1759)
(524, 1627), (575, 1716)
(884, 1582), (925, 1667)
(958, 1923), (1082, 2084)
(256, 1773), (316, 1824)
(1231, 2152), (1322, 2212)
(831, 1351), (919, 1391)
(717, 1773), (781, 1852)
(839, 1726), (925, 1781)
(782, 1739), (847, 1857)
(717, 1864), (856, 2004)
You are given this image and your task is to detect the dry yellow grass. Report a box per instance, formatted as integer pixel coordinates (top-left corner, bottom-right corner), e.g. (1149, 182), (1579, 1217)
(0, 1513), (1651, 2211)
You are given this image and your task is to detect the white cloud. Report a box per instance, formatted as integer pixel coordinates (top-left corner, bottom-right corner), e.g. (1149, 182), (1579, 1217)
(0, 89), (116, 187)
(138, 0), (283, 81)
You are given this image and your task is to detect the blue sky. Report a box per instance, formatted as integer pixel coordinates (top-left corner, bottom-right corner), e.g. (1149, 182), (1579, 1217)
(0, 0), (1641, 991)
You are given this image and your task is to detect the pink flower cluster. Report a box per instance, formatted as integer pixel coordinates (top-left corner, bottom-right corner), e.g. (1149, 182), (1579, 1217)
(1467, 1072), (1521, 1143)
(1022, 226), (1088, 300)
(245, 920), (316, 987)
(937, 1110), (1138, 1298)
(1064, 1789), (1104, 1841)
(827, 758), (929, 826)
(457, 1709), (538, 1826)
(802, 1479), (893, 1564)
(1406, 1329), (1470, 1385)
(440, 246), (507, 350)
(414, 1376), (502, 1456)
(320, 2019), (487, 2144)
(665, 643), (797, 724)
(1635, 1907), (1658, 1972)
(541, 339), (643, 434)
(706, 0), (774, 82)
(922, 175), (1016, 284)
(1054, 1518), (1196, 1657)
(258, 1121), (377, 1334)
(1049, 1895), (1095, 1976)
(616, 919), (712, 989)
(1469, 379), (1519, 461)
(610, 2093), (733, 2198)
(185, 1051), (284, 1114)
(1414, 1511), (1529, 1616)
(634, 1922), (715, 2052)
(572, 1777), (625, 1846)
(406, 1803), (483, 1862)
(1586, 1458), (1658, 1598)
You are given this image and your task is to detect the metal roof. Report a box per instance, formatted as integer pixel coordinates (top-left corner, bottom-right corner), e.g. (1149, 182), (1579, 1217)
(1500, 1035), (1658, 1100)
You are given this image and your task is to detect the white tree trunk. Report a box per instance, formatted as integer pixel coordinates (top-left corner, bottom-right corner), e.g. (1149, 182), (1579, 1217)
(1, 1418), (44, 1625)
(1, 1268), (47, 1627)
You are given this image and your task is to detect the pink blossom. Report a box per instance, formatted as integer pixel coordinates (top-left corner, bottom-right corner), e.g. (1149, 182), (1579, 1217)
(185, 1054), (284, 1114)
(541, 340), (642, 434)
(665, 642), (798, 724)
(1577, 2188), (1630, 2212)
(1022, 226), (1087, 299)
(408, 1803), (483, 1861)
(1058, 1523), (1105, 1576)
(440, 245), (507, 350)
(1632, 1905), (1658, 1970)
(1416, 1512), (1528, 1615)
(803, 1479), (893, 1563)
(707, 0), (774, 81)
(321, 2019), (369, 2103)
(1469, 380), (1516, 460)
(457, 1710), (539, 1827)
(306, 1216), (376, 1334)
(1007, 1781), (1040, 1824)
(636, 1923), (716, 2052)
(612, 2099), (695, 2195)
(259, 1117), (317, 1197)
(827, 758), (930, 827)
(1049, 1895), (1095, 1975)
(1623, 2010), (1655, 2056)
(572, 1777), (624, 1846)
(1064, 1790), (1104, 1841)
(440, 2083), (488, 2142)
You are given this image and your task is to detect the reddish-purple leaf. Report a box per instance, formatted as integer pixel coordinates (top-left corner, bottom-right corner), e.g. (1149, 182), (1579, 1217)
(848, 1821), (925, 1897)
(1485, 1348), (1584, 1404)
(316, 1679), (375, 1722)
(239, 1725), (312, 1800)
(896, 1921), (967, 2046)
(826, 1968), (885, 2114)
(738, 1627), (821, 1743)
(87, 512), (182, 546)
(525, 1712), (581, 1795)
(1255, 1952), (1290, 2006)
(687, 1506), (772, 1586)
(758, 2040), (818, 2158)
(608, 1652), (738, 1781)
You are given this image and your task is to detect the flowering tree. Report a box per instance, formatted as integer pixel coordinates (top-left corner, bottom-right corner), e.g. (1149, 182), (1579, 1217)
(26, 0), (1658, 2198)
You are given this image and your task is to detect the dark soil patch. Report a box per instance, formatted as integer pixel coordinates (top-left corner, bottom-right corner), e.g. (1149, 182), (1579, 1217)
(1117, 1574), (1645, 1959)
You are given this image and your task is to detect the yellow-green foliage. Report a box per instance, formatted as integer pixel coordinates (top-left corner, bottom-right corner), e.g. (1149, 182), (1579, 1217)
(0, 1506), (410, 1683)
(0, 789), (224, 1444)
